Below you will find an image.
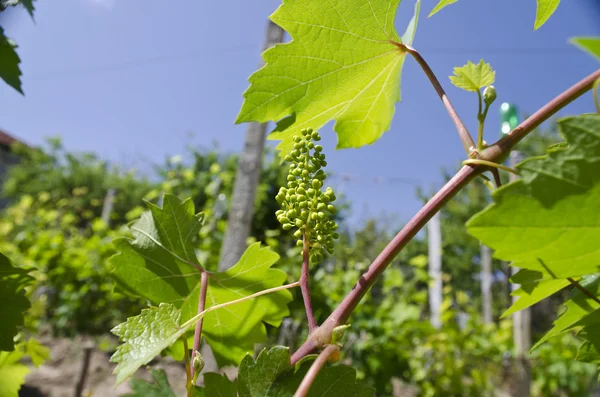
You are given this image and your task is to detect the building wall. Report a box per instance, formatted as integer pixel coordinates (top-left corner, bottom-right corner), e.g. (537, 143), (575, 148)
(0, 146), (19, 208)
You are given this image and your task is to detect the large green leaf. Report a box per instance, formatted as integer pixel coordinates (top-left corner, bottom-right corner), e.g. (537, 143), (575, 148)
(570, 37), (600, 62)
(0, 28), (23, 94)
(534, 0), (561, 30)
(109, 195), (292, 366)
(468, 115), (600, 279)
(0, 253), (33, 352)
(236, 0), (421, 155)
(123, 369), (177, 397)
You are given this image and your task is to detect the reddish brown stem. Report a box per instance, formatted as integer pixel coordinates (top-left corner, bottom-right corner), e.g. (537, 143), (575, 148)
(191, 271), (209, 367)
(392, 42), (476, 154)
(294, 345), (339, 397)
(481, 68), (600, 163)
(290, 69), (600, 365)
(301, 231), (317, 333)
(567, 278), (600, 306)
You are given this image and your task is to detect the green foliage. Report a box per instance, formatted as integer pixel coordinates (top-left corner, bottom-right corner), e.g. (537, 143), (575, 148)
(502, 278), (570, 318)
(0, 0), (35, 17)
(0, 28), (22, 94)
(236, 0), (421, 154)
(531, 334), (597, 396)
(0, 252), (33, 351)
(235, 346), (373, 397)
(468, 115), (600, 279)
(0, 337), (49, 397)
(570, 37), (600, 61)
(110, 195), (292, 367)
(0, 195), (144, 336)
(3, 139), (155, 227)
(0, 351), (29, 397)
(428, 0), (457, 17)
(428, 0), (560, 29)
(194, 373), (237, 397)
(123, 368), (177, 397)
(534, 0), (561, 30)
(449, 60), (495, 92)
(469, 115), (600, 380)
(533, 275), (600, 350)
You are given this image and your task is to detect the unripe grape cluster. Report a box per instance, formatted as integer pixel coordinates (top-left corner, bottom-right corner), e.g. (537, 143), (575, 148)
(276, 129), (339, 264)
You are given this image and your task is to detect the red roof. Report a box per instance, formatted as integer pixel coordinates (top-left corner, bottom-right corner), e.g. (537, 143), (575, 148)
(0, 129), (23, 148)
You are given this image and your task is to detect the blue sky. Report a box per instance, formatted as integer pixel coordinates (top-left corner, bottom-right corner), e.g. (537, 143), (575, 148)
(0, 0), (598, 226)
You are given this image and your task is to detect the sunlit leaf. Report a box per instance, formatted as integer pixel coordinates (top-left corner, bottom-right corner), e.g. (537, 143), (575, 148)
(428, 0), (458, 17)
(468, 115), (600, 279)
(534, 0), (560, 30)
(449, 60), (495, 92)
(0, 252), (33, 352)
(570, 37), (600, 62)
(236, 0), (421, 155)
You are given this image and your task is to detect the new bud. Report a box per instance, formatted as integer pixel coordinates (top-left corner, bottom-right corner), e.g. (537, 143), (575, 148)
(483, 85), (497, 106)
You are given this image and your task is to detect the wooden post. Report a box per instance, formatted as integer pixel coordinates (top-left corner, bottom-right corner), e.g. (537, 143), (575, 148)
(428, 212), (442, 329)
(101, 188), (116, 226)
(218, 20), (285, 271)
(481, 244), (493, 324)
(509, 150), (531, 397)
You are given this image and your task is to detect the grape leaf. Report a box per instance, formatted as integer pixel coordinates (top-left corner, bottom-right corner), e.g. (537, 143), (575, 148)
(449, 60), (495, 92)
(533, 275), (600, 350)
(194, 373), (237, 397)
(0, 252), (33, 352)
(111, 303), (187, 384)
(237, 346), (374, 397)
(576, 341), (600, 365)
(0, 350), (29, 397)
(180, 243), (292, 365)
(534, 0), (560, 30)
(0, 0), (35, 17)
(468, 115), (600, 279)
(502, 278), (570, 318)
(0, 28), (23, 94)
(570, 37), (600, 62)
(123, 369), (177, 397)
(428, 0), (458, 17)
(109, 195), (204, 305)
(109, 195), (292, 366)
(236, 0), (421, 155)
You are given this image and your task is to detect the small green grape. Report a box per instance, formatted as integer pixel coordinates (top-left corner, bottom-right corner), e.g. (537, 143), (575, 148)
(275, 128), (339, 265)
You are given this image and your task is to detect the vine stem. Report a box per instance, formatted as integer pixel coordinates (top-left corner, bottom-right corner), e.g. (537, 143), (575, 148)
(392, 42), (476, 154)
(290, 68), (600, 365)
(191, 271), (209, 367)
(301, 231), (317, 333)
(180, 281), (301, 330)
(294, 345), (339, 397)
(183, 337), (192, 396)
